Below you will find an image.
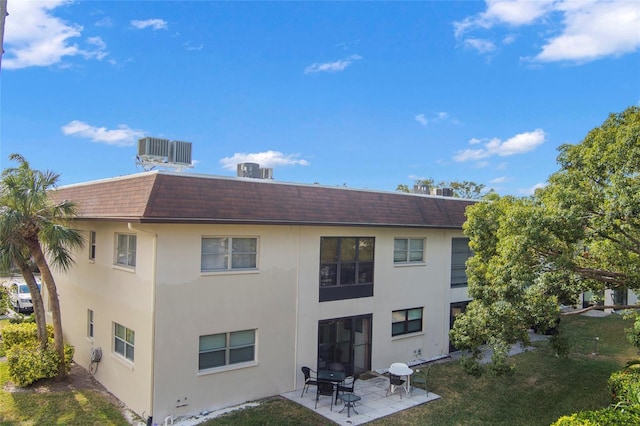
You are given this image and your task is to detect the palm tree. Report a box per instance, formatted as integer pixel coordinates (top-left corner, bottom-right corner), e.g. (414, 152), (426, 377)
(0, 238), (48, 347)
(0, 153), (84, 379)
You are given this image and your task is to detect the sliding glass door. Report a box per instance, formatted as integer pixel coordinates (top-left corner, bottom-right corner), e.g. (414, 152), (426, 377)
(318, 314), (371, 375)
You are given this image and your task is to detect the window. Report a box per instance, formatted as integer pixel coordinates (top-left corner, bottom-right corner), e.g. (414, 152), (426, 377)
(89, 231), (96, 260)
(394, 238), (425, 263)
(114, 323), (135, 361)
(87, 309), (94, 338)
(451, 238), (473, 288)
(392, 307), (423, 336)
(320, 237), (374, 286)
(115, 234), (136, 267)
(201, 237), (257, 272)
(199, 329), (256, 371)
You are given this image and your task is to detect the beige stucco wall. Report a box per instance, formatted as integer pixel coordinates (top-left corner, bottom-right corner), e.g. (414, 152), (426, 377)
(55, 221), (155, 420)
(150, 224), (299, 421)
(55, 221), (468, 422)
(294, 227), (467, 388)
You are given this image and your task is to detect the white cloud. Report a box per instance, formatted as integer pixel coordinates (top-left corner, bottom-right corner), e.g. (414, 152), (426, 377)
(454, 0), (640, 63)
(454, 129), (546, 162)
(490, 176), (508, 184)
(130, 19), (168, 30)
(463, 38), (497, 54)
(519, 182), (547, 195)
(220, 151), (310, 170)
(482, 0), (554, 26)
(184, 42), (204, 51)
(535, 1), (640, 62)
(415, 111), (460, 126)
(2, 0), (108, 69)
(95, 17), (113, 28)
(304, 54), (362, 74)
(61, 120), (145, 147)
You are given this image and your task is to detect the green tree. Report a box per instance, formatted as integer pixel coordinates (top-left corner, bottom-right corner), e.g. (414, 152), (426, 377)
(0, 153), (84, 379)
(0, 239), (48, 347)
(450, 106), (640, 371)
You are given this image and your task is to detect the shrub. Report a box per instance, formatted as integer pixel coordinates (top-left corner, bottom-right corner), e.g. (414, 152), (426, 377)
(1, 322), (53, 350)
(552, 407), (640, 425)
(459, 354), (484, 377)
(0, 286), (9, 314)
(609, 367), (640, 406)
(2, 322), (74, 386)
(6, 343), (60, 386)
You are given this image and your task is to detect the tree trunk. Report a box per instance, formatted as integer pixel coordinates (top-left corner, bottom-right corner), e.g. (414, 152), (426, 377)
(14, 256), (48, 350)
(26, 238), (66, 381)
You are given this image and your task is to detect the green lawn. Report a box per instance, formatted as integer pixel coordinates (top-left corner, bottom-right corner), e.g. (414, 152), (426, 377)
(203, 314), (638, 426)
(0, 318), (130, 426)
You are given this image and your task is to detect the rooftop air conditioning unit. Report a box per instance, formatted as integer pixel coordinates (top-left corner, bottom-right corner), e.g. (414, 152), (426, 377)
(413, 184), (430, 194)
(138, 137), (170, 161)
(169, 141), (192, 165)
(441, 187), (454, 197)
(260, 168), (274, 179)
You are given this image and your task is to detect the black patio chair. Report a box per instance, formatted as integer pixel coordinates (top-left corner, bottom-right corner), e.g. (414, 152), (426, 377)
(315, 381), (335, 410)
(386, 373), (406, 399)
(337, 373), (359, 395)
(301, 366), (319, 397)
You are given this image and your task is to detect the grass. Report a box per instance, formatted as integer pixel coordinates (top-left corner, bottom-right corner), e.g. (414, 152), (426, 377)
(202, 314), (639, 426)
(0, 320), (130, 426)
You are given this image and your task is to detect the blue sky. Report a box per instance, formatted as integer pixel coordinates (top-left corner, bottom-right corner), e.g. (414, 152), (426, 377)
(1, 1), (639, 195)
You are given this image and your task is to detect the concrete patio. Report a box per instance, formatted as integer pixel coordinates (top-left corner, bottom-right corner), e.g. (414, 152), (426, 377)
(281, 373), (440, 426)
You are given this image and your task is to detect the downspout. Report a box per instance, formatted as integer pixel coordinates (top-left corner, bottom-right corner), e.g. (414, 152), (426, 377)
(293, 226), (301, 392)
(129, 223), (157, 424)
(441, 230), (449, 357)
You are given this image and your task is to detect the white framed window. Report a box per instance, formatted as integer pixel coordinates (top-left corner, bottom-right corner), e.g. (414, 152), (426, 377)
(201, 237), (257, 272)
(451, 238), (473, 288)
(115, 233), (136, 267)
(199, 329), (256, 371)
(89, 231), (96, 260)
(87, 309), (94, 338)
(114, 323), (135, 362)
(392, 307), (423, 336)
(394, 238), (425, 263)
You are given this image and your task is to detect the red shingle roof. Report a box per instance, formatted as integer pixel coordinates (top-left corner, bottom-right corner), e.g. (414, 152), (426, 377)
(51, 171), (474, 228)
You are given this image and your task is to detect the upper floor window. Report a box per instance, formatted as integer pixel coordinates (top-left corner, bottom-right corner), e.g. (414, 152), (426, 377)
(114, 322), (135, 362)
(320, 237), (374, 286)
(201, 237), (258, 272)
(392, 307), (423, 336)
(89, 231), (96, 260)
(451, 237), (473, 288)
(394, 238), (425, 263)
(199, 329), (256, 371)
(115, 233), (136, 267)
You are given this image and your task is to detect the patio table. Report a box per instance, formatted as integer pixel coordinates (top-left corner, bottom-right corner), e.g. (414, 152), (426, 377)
(338, 393), (361, 417)
(389, 362), (413, 395)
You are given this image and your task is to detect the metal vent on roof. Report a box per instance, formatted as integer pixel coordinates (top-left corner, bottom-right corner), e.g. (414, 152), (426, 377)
(138, 137), (170, 161)
(169, 141), (192, 165)
(136, 136), (193, 171)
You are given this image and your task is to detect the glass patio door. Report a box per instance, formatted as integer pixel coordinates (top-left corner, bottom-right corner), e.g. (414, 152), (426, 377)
(318, 315), (371, 375)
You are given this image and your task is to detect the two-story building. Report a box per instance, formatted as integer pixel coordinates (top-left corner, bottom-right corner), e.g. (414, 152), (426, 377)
(50, 170), (475, 423)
